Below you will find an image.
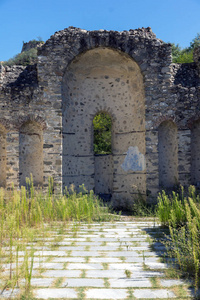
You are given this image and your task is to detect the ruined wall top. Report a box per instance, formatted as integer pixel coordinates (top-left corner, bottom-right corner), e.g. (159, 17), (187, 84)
(39, 26), (163, 54)
(0, 26), (199, 128)
(37, 26), (172, 77)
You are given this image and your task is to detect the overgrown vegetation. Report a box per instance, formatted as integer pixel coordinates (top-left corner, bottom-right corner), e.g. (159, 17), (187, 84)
(131, 195), (156, 217)
(93, 112), (112, 154)
(156, 185), (200, 291)
(171, 33), (200, 63)
(3, 39), (44, 66)
(0, 177), (116, 298)
(3, 48), (38, 66)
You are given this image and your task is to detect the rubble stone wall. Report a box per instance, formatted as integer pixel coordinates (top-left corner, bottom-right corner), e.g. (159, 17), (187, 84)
(0, 27), (200, 208)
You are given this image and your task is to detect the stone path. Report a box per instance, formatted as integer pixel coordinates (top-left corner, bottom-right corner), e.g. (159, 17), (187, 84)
(0, 220), (193, 299)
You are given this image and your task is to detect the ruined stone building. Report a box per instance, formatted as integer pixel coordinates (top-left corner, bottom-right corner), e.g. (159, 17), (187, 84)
(0, 27), (200, 208)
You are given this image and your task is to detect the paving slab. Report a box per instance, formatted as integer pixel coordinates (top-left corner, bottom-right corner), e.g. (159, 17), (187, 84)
(100, 251), (140, 257)
(138, 251), (159, 257)
(109, 278), (152, 288)
(0, 289), (20, 299)
(160, 279), (187, 287)
(52, 257), (85, 263)
(85, 288), (128, 299)
(62, 278), (104, 287)
(70, 251), (106, 256)
(21, 278), (54, 287)
(58, 246), (85, 250)
(133, 289), (176, 298)
(126, 256), (160, 263)
(70, 241), (103, 246)
(145, 262), (168, 269)
(32, 262), (64, 269)
(89, 257), (121, 263)
(42, 270), (81, 277)
(108, 263), (143, 270)
(34, 288), (77, 299)
(67, 263), (103, 269)
(34, 250), (67, 256)
(86, 246), (119, 250)
(86, 269), (126, 278)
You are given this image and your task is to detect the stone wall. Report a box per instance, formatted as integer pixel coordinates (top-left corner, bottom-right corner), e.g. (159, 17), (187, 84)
(19, 121), (43, 186)
(158, 121), (178, 188)
(94, 155), (113, 196)
(0, 26), (200, 208)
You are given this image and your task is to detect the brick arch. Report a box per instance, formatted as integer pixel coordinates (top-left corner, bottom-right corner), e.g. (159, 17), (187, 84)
(154, 115), (177, 130)
(16, 115), (47, 130)
(92, 108), (116, 123)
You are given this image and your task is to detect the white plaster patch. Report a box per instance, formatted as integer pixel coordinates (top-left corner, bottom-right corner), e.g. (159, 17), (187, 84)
(121, 146), (146, 171)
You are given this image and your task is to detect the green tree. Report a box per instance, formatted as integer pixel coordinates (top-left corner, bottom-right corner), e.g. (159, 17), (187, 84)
(190, 33), (200, 49)
(171, 43), (182, 62)
(93, 112), (112, 154)
(171, 33), (200, 63)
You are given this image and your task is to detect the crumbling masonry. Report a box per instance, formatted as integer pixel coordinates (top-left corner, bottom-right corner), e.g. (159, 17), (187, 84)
(0, 27), (200, 208)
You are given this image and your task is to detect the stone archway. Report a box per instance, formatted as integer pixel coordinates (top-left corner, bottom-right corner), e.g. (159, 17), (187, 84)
(62, 47), (145, 207)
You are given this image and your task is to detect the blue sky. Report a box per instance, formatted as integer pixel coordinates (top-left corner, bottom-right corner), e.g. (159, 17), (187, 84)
(0, 0), (199, 61)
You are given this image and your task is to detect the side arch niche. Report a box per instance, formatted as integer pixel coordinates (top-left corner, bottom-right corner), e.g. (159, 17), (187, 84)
(93, 112), (113, 200)
(62, 47), (145, 207)
(19, 121), (43, 187)
(191, 119), (200, 186)
(0, 124), (7, 187)
(158, 121), (178, 188)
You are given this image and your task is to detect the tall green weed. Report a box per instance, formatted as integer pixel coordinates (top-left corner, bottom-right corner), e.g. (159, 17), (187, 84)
(156, 186), (200, 290)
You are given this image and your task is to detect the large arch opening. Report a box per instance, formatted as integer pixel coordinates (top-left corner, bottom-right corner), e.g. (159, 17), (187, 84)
(191, 119), (200, 186)
(0, 124), (7, 188)
(19, 121), (43, 187)
(93, 112), (113, 200)
(158, 121), (178, 188)
(62, 47), (145, 206)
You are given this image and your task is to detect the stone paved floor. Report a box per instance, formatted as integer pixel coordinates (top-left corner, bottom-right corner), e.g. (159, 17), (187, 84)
(0, 220), (194, 299)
